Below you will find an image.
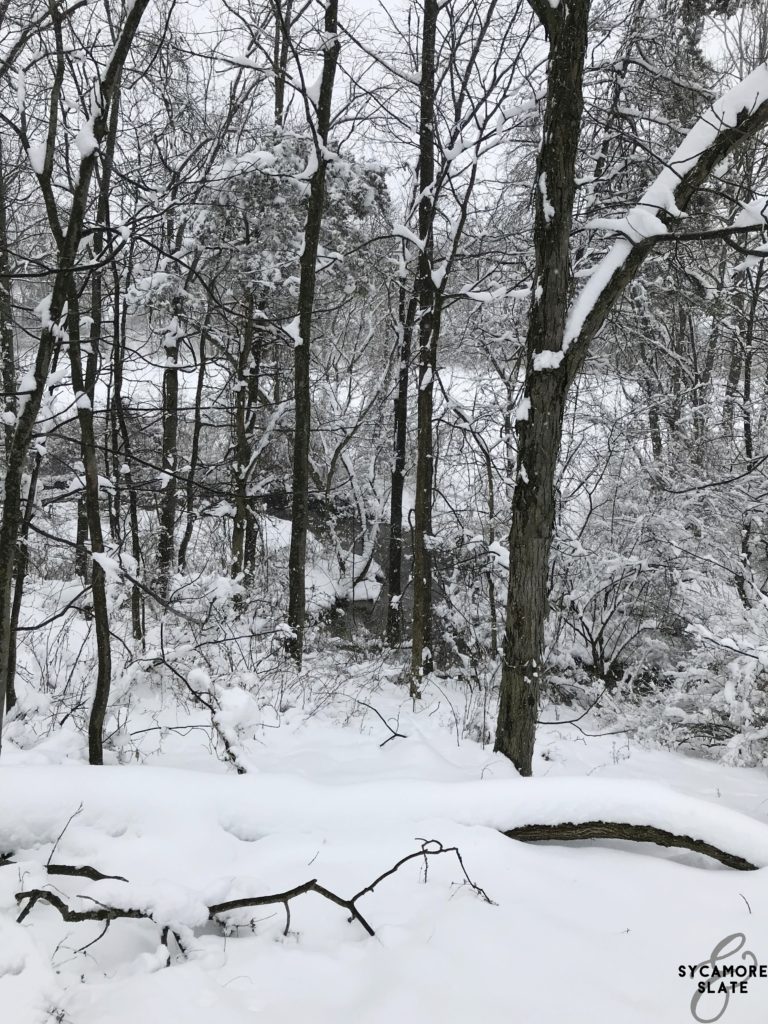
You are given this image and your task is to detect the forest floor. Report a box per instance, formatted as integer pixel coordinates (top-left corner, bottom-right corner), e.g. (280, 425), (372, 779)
(3, 657), (768, 1023)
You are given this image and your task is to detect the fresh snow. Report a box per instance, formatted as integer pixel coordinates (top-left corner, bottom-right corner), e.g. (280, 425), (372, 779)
(4, 672), (768, 1024)
(26, 142), (46, 175)
(75, 120), (99, 158)
(536, 61), (768, 370)
(392, 223), (425, 251)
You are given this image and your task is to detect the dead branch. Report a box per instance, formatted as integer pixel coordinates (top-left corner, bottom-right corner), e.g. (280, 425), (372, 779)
(1, 858), (126, 881)
(16, 889), (146, 925)
(15, 840), (492, 944)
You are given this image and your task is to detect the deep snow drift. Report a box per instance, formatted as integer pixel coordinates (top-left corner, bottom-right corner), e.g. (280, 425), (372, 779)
(3, 673), (768, 1023)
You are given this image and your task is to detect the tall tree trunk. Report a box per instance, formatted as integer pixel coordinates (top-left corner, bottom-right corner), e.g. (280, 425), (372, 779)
(0, 145), (17, 710)
(232, 295), (256, 583)
(735, 267), (762, 608)
(386, 280), (417, 646)
(285, 0), (340, 663)
(67, 288), (113, 764)
(0, 143), (16, 455)
(495, 0), (591, 774)
(273, 0), (293, 127)
(409, 0), (438, 694)
(156, 312), (181, 597)
(178, 325), (208, 573)
(113, 270), (144, 641)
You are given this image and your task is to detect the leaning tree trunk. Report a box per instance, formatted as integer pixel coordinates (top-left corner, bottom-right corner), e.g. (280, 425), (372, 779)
(285, 0), (340, 664)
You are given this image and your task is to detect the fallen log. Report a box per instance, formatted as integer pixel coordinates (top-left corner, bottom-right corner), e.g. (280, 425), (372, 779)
(502, 821), (758, 871)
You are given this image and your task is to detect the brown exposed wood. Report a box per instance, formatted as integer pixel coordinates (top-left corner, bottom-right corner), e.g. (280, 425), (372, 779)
(503, 821), (758, 871)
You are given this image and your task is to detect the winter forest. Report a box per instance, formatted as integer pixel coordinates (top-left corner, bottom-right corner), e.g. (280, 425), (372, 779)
(4, 0), (768, 1020)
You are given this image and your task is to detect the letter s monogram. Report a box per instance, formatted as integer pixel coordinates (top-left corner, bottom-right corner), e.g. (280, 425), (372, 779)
(690, 933), (756, 1023)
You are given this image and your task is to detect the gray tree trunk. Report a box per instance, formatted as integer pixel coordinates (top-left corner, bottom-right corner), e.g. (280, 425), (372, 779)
(286, 0), (340, 663)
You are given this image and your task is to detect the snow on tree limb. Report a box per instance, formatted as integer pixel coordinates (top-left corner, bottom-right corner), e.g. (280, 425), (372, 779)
(539, 61), (768, 377)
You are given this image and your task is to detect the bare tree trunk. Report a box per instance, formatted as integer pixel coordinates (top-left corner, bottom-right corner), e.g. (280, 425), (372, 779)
(495, 0), (591, 774)
(386, 280), (417, 646)
(178, 325), (208, 573)
(409, 0), (438, 694)
(8, 455), (42, 709)
(285, 0), (340, 663)
(113, 274), (144, 641)
(67, 289), (112, 763)
(0, 145), (17, 711)
(232, 294), (256, 582)
(156, 311), (181, 597)
(0, 143), (16, 455)
(273, 0), (293, 127)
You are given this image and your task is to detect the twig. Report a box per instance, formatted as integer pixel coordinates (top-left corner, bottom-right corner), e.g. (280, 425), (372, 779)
(74, 920), (112, 954)
(537, 686), (610, 726)
(129, 724), (212, 738)
(350, 839), (495, 908)
(353, 698), (408, 747)
(47, 804), (84, 867)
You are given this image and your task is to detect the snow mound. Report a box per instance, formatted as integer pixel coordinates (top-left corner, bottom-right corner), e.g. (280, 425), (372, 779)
(2, 767), (768, 870)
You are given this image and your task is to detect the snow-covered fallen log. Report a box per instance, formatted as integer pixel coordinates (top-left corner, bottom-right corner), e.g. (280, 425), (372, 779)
(2, 767), (768, 875)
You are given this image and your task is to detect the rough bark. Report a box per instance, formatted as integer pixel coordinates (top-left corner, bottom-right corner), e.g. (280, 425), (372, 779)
(273, 0), (293, 127)
(503, 821), (757, 871)
(496, 0), (591, 774)
(0, 142), (16, 454)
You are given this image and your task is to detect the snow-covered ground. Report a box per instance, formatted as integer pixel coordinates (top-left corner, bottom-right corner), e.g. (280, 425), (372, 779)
(3, 669), (768, 1023)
